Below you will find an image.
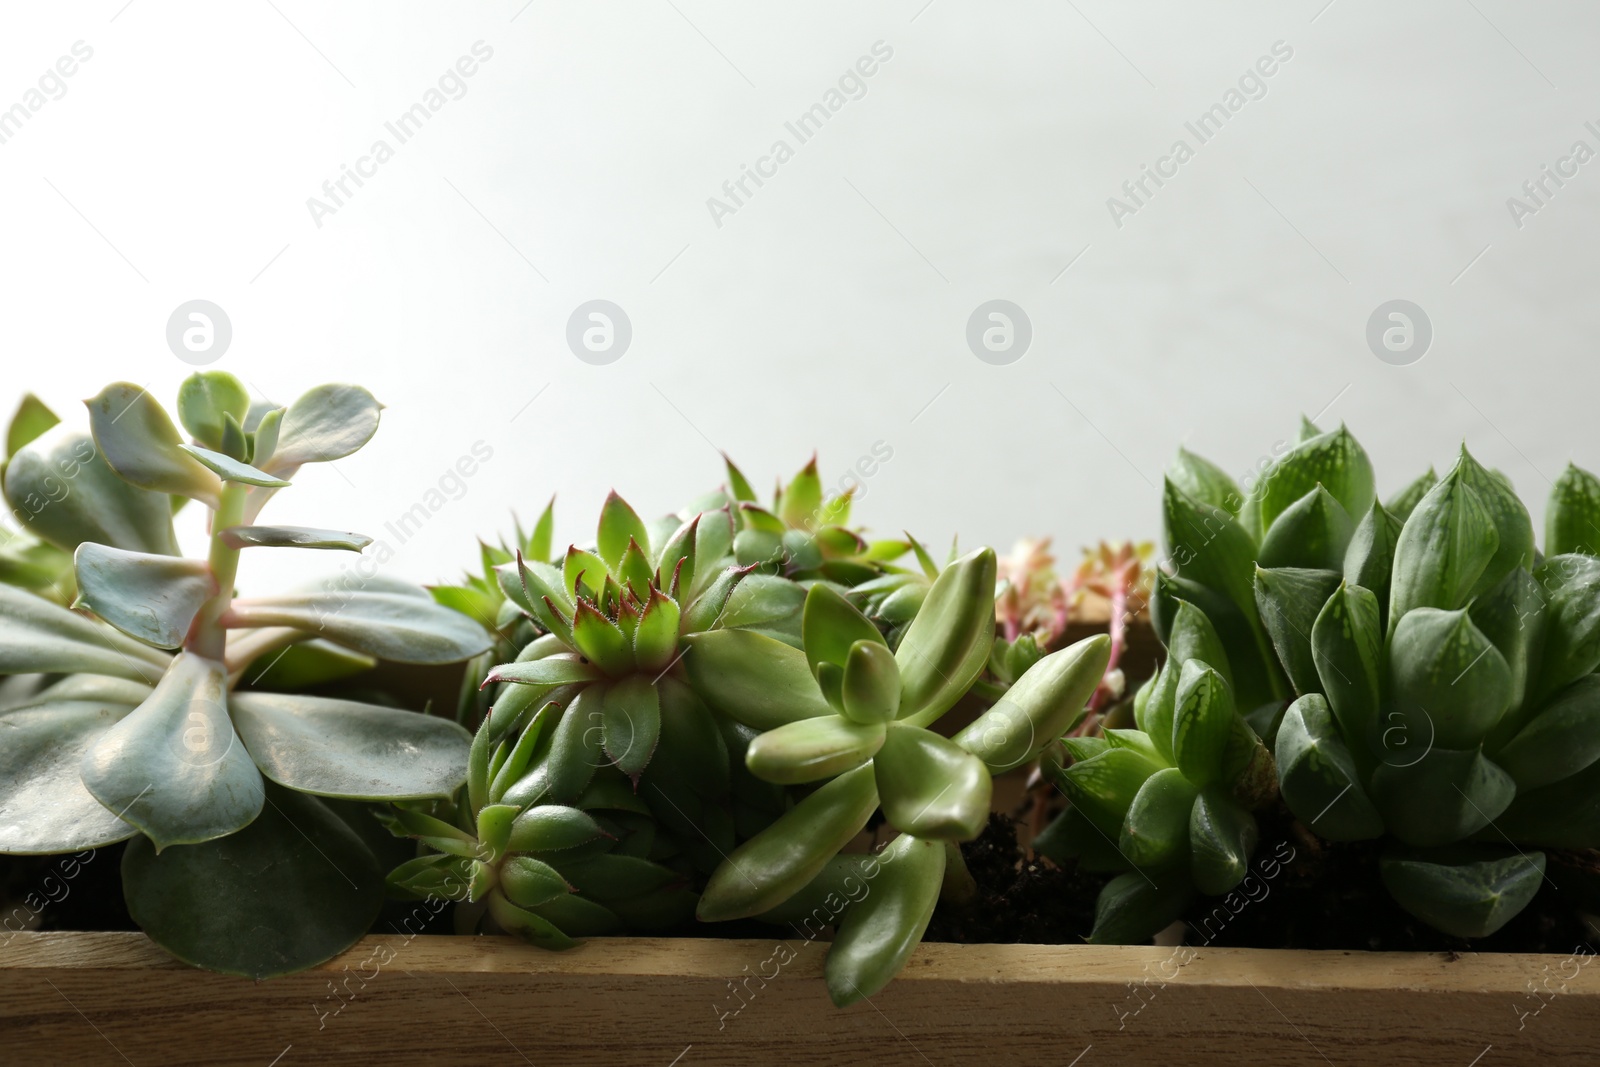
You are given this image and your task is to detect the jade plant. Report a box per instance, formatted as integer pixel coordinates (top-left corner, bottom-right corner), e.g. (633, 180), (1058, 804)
(0, 375), (489, 976)
(688, 549), (1110, 1004)
(1145, 418), (1600, 937)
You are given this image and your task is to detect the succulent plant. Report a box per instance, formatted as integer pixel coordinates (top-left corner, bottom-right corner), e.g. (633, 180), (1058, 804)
(1154, 419), (1600, 938)
(1036, 600), (1277, 943)
(0, 374), (489, 976)
(688, 548), (1110, 1004)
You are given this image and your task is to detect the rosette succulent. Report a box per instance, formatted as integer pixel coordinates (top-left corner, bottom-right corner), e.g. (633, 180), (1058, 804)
(1156, 419), (1600, 937)
(688, 548), (1110, 1004)
(0, 374), (488, 975)
(1036, 600), (1277, 943)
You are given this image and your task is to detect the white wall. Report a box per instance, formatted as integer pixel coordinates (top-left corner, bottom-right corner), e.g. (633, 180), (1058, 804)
(2, 1), (1595, 592)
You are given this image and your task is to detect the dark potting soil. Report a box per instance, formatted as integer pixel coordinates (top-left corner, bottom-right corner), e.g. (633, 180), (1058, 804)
(924, 814), (1104, 945)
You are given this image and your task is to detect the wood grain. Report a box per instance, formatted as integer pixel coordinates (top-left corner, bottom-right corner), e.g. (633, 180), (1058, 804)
(4, 932), (1596, 1065)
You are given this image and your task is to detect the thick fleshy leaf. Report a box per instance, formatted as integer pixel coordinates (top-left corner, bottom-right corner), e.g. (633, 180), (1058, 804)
(259, 384), (381, 473)
(3, 425), (178, 555)
(6, 393), (59, 457)
(1388, 607), (1511, 750)
(226, 588), (491, 665)
(485, 653), (601, 688)
(73, 543), (214, 649)
(825, 834), (945, 1007)
(1310, 582), (1383, 756)
(1473, 568), (1546, 740)
(1053, 743), (1164, 838)
(723, 454), (758, 502)
(219, 525), (372, 551)
(596, 492), (650, 571)
(1369, 747), (1515, 848)
(802, 582), (885, 680)
(1152, 571), (1284, 709)
(1163, 479), (1266, 648)
(1343, 500), (1403, 608)
(499, 856), (572, 908)
(1088, 870), (1194, 945)
(779, 455), (824, 530)
(601, 675), (660, 779)
(1455, 448), (1536, 599)
(508, 804), (606, 852)
(654, 514), (698, 595)
(1546, 463), (1600, 557)
(1379, 846), (1545, 938)
(1190, 787), (1258, 895)
(684, 629), (834, 729)
(1386, 468), (1437, 523)
(546, 687), (606, 804)
(86, 383), (223, 507)
(1254, 566), (1341, 697)
(122, 784), (383, 978)
(0, 583), (170, 681)
(1388, 469), (1499, 625)
(570, 599), (632, 674)
(486, 889), (580, 949)
(894, 547), (997, 727)
(716, 573), (806, 644)
(1257, 486), (1354, 571)
(955, 634), (1110, 772)
(746, 714), (884, 784)
(1119, 767), (1198, 869)
(1164, 600), (1233, 693)
(1241, 425), (1375, 543)
(680, 561), (750, 634)
(1168, 447), (1242, 516)
(0, 699), (139, 852)
(696, 763), (878, 921)
(840, 640), (901, 724)
(176, 371), (250, 451)
(1171, 661), (1235, 788)
(1531, 554), (1600, 701)
(229, 691), (470, 800)
(1494, 675), (1600, 791)
(632, 588), (680, 672)
(1274, 694), (1383, 841)
(875, 724), (991, 840)
(649, 677), (729, 800)
(81, 652), (264, 849)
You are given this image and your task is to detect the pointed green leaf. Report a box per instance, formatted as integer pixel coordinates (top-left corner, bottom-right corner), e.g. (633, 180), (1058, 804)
(684, 629), (834, 729)
(1494, 675), (1600, 791)
(545, 687), (606, 804)
(485, 653), (601, 688)
(802, 582), (885, 679)
(81, 652), (264, 849)
(1119, 767), (1198, 869)
(1258, 485), (1354, 571)
(1087, 870), (1194, 945)
(1165, 599), (1234, 692)
(508, 803), (606, 852)
(86, 383), (224, 507)
(563, 546), (611, 600)
(1241, 425), (1375, 542)
(1168, 447), (1243, 516)
(1132, 661), (1180, 764)
(218, 525), (373, 551)
(1473, 567), (1546, 740)
(1386, 468), (1438, 523)
(824, 833), (944, 1007)
(1546, 463), (1600, 557)
(1311, 582), (1382, 756)
(1369, 747), (1515, 848)
(1379, 846), (1544, 938)
(1389, 468), (1499, 624)
(894, 547), (997, 727)
(486, 889), (579, 949)
(499, 856), (571, 908)
(717, 572), (806, 644)
(1189, 787), (1258, 895)
(3, 426), (178, 555)
(696, 763), (878, 921)
(1455, 447), (1536, 599)
(6, 393), (59, 458)
(1274, 694), (1384, 841)
(840, 639), (901, 724)
(73, 543), (214, 649)
(779, 455), (823, 530)
(1171, 661), (1236, 787)
(1163, 479), (1264, 637)
(1343, 500), (1403, 606)
(229, 691), (470, 800)
(723, 455), (758, 502)
(597, 492), (650, 571)
(0, 698), (139, 853)
(1254, 566), (1341, 697)
(1531, 554), (1600, 701)
(1052, 746), (1163, 838)
(1388, 607), (1511, 749)
(601, 675), (660, 779)
(654, 514), (698, 594)
(745, 713), (885, 784)
(632, 588), (681, 672)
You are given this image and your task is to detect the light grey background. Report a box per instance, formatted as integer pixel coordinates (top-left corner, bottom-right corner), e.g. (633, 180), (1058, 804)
(2, 1), (1594, 592)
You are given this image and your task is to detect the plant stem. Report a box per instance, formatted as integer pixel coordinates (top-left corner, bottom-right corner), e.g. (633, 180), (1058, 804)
(188, 482), (247, 661)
